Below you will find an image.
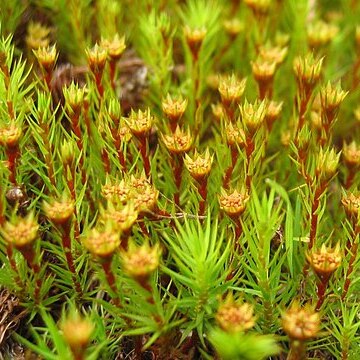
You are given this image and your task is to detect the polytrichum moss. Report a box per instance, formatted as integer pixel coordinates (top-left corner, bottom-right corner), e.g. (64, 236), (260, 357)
(1, 0), (360, 359)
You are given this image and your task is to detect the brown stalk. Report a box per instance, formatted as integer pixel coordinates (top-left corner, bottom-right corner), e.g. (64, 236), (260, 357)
(101, 259), (121, 307)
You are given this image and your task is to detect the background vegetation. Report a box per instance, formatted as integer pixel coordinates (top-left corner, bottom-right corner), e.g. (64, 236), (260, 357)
(1, 0), (360, 359)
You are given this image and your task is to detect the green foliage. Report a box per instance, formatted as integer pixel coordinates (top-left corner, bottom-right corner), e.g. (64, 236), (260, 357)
(0, 1), (25, 36)
(1, 0), (360, 359)
(162, 216), (231, 342)
(208, 328), (280, 360)
(35, 0), (94, 63)
(134, 10), (174, 110)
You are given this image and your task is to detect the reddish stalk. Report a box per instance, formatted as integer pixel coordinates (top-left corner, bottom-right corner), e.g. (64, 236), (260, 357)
(223, 146), (238, 189)
(153, 207), (175, 228)
(94, 73), (104, 99)
(138, 136), (151, 178)
(83, 100), (92, 140)
(101, 260), (121, 307)
(68, 176), (76, 203)
(258, 80), (273, 100)
(7, 146), (19, 185)
(71, 113), (83, 153)
(298, 154), (312, 185)
(351, 56), (360, 90)
(197, 179), (208, 216)
(287, 340), (307, 360)
(69, 112), (89, 191)
(73, 353), (85, 360)
(101, 149), (111, 174)
(309, 183), (326, 249)
(223, 102), (236, 123)
(245, 137), (255, 190)
(233, 218), (243, 254)
(6, 100), (14, 120)
(171, 155), (183, 207)
(169, 120), (178, 134)
(231, 0), (241, 13)
(315, 279), (329, 311)
(138, 219), (150, 238)
(342, 242), (358, 300)
(120, 231), (131, 251)
(44, 152), (56, 188)
(134, 336), (144, 359)
(234, 218), (243, 240)
(109, 60), (117, 91)
(213, 40), (233, 70)
(44, 71), (53, 91)
(6, 244), (23, 288)
(345, 168), (356, 189)
(39, 122), (56, 188)
(181, 330), (200, 356)
(60, 222), (83, 297)
(113, 132), (127, 170)
(0, 200), (4, 226)
(342, 224), (360, 300)
(191, 56), (202, 140)
(118, 149), (126, 170)
(1, 65), (10, 91)
(309, 207), (319, 249)
(319, 123), (334, 148)
(295, 92), (311, 140)
(0, 207), (6, 227)
(137, 278), (156, 305)
(21, 247), (42, 304)
(68, 112), (95, 211)
(66, 168), (80, 241)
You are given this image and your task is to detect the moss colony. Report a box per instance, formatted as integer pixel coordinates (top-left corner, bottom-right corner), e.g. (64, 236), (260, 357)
(1, 0), (360, 359)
